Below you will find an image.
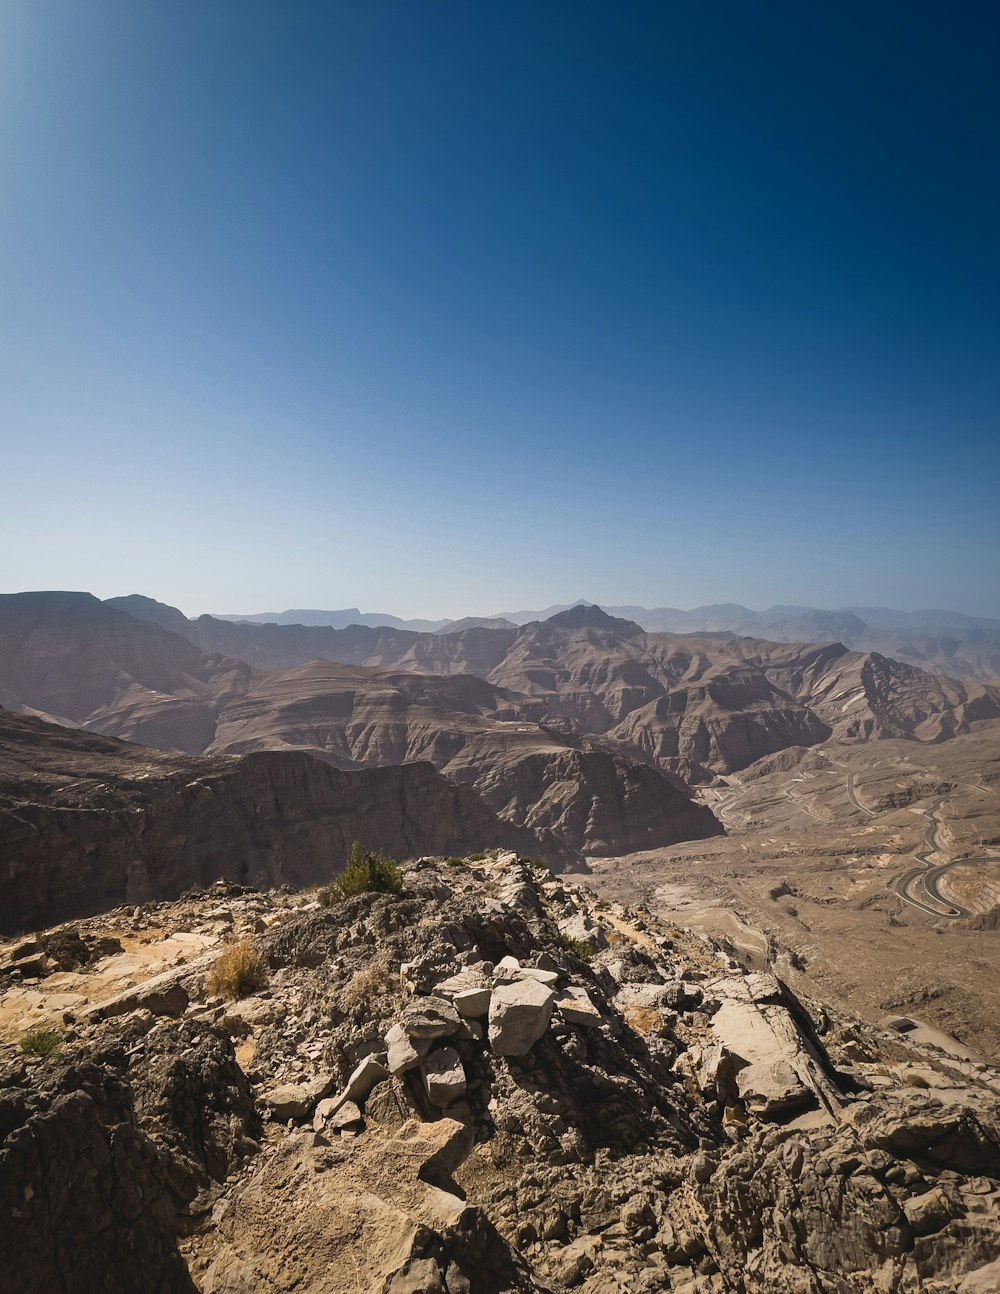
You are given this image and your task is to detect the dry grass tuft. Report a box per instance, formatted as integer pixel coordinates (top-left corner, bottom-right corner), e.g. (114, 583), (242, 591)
(206, 937), (267, 1000)
(20, 1029), (63, 1058)
(340, 956), (391, 1011)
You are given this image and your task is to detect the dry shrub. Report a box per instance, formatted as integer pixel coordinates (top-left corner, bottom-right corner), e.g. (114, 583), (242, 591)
(340, 955), (391, 1011)
(206, 937), (267, 1000)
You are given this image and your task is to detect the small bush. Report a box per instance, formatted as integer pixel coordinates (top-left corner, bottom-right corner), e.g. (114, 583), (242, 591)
(561, 935), (595, 962)
(340, 956), (392, 1011)
(446, 857), (466, 868)
(20, 1030), (62, 1058)
(320, 842), (403, 903)
(468, 853), (488, 862)
(206, 937), (267, 1000)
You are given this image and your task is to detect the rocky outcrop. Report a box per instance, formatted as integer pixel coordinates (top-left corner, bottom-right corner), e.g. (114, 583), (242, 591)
(3, 851), (1000, 1292)
(0, 710), (552, 933)
(0, 1059), (195, 1294)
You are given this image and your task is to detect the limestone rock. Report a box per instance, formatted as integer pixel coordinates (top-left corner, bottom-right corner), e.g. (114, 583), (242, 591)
(386, 1023), (424, 1075)
(313, 1098), (362, 1132)
(400, 996), (462, 1043)
(339, 1056), (389, 1105)
(488, 979), (555, 1056)
(435, 971), (492, 1018)
(260, 1069), (339, 1121)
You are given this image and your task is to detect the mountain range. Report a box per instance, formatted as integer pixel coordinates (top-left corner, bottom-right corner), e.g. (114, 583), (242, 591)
(4, 590), (1000, 873)
(184, 598), (1000, 682)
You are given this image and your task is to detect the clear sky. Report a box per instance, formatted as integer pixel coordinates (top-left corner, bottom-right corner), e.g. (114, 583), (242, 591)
(2, 1), (998, 618)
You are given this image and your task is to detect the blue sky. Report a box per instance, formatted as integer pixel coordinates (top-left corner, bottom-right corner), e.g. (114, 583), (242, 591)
(2, 1), (998, 617)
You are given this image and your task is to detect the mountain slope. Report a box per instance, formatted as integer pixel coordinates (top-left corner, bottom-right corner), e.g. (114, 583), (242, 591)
(0, 708), (551, 933)
(0, 591), (250, 752)
(204, 660), (723, 855)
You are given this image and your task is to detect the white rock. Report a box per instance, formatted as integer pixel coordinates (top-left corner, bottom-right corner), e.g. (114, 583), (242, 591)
(488, 979), (556, 1056)
(519, 968), (560, 987)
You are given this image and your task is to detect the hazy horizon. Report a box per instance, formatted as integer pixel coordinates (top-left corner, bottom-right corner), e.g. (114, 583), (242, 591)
(6, 587), (1000, 627)
(3, 3), (998, 616)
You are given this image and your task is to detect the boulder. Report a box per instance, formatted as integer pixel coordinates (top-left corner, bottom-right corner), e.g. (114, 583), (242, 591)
(903, 1187), (956, 1235)
(488, 979), (555, 1056)
(261, 1084), (316, 1122)
(313, 1098), (362, 1132)
(400, 996), (462, 1043)
(452, 987), (491, 1018)
(385, 1023), (424, 1075)
(421, 1048), (467, 1109)
(556, 986), (602, 1027)
(435, 971), (492, 1019)
(558, 913), (608, 953)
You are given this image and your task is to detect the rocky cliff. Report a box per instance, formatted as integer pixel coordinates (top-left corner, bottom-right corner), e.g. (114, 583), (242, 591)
(0, 710), (552, 934)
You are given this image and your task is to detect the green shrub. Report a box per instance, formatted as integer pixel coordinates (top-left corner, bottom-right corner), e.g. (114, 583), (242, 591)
(20, 1030), (62, 1058)
(468, 853), (488, 862)
(205, 938), (268, 999)
(320, 842), (404, 903)
(561, 935), (595, 962)
(446, 857), (466, 868)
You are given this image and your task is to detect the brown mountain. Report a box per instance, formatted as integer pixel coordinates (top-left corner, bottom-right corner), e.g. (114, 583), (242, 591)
(204, 660), (722, 855)
(0, 591), (249, 753)
(0, 707), (551, 934)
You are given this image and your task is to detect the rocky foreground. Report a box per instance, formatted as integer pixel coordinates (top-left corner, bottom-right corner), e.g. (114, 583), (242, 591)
(2, 853), (999, 1294)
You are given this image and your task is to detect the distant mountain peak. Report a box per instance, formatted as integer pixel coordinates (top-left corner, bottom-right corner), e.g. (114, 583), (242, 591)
(544, 604), (643, 634)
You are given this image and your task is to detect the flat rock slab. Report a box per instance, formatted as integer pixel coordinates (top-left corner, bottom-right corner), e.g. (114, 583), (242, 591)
(706, 972), (841, 1120)
(400, 996), (461, 1042)
(385, 1023), (424, 1075)
(313, 1098), (362, 1132)
(488, 979), (555, 1056)
(339, 1056), (389, 1106)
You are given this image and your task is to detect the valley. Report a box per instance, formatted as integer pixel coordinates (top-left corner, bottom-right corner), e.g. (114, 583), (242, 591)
(583, 725), (1000, 1060)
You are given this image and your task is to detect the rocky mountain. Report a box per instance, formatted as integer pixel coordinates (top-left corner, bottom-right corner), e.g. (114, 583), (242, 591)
(3, 851), (999, 1293)
(182, 597), (1000, 682)
(203, 660), (722, 856)
(0, 708), (549, 934)
(0, 592), (250, 753)
(5, 593), (999, 800)
(210, 607), (450, 632)
(503, 602), (1000, 684)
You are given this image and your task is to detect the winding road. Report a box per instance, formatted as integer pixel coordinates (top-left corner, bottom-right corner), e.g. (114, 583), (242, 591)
(845, 772), (976, 918)
(891, 797), (972, 918)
